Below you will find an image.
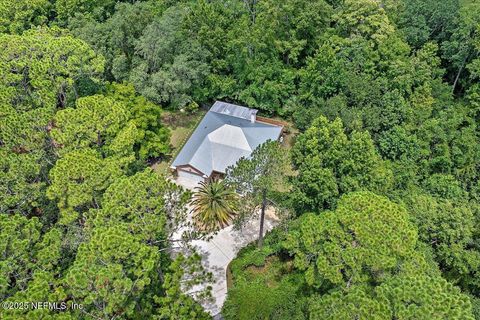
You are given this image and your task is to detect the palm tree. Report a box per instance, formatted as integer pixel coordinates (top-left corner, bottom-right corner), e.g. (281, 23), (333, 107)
(191, 179), (239, 232)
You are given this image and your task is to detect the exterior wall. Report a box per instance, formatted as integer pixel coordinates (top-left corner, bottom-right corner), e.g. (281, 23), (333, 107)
(177, 165), (203, 175)
(209, 171), (224, 181)
(255, 116), (287, 127)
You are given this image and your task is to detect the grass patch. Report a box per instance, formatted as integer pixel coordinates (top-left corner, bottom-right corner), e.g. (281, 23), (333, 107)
(170, 127), (191, 149)
(151, 160), (170, 175)
(151, 109), (206, 176)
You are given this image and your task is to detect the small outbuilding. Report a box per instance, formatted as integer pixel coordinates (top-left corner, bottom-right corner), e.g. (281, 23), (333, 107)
(170, 101), (283, 184)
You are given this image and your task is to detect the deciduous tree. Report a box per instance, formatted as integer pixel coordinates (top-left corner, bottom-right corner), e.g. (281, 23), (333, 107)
(131, 5), (210, 109)
(0, 0), (52, 34)
(291, 116), (392, 212)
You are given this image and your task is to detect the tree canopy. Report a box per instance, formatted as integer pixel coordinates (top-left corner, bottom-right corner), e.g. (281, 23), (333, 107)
(2, 0), (480, 319)
(291, 116), (392, 212)
(284, 192), (418, 287)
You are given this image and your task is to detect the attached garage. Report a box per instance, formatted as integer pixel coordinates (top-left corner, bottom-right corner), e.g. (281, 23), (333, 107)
(177, 169), (205, 184)
(174, 165), (206, 189)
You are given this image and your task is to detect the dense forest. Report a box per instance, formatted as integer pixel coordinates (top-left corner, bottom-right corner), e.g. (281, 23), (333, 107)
(1, 0), (480, 319)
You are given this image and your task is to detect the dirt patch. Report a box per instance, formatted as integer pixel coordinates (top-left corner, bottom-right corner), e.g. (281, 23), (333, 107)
(281, 125), (298, 150)
(161, 110), (205, 129)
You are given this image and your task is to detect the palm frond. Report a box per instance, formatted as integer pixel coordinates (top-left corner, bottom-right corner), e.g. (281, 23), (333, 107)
(191, 180), (239, 232)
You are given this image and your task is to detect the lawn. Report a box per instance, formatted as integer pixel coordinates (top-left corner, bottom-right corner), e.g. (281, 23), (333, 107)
(151, 109), (206, 176)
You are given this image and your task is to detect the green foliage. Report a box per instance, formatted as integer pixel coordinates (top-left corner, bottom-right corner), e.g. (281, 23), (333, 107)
(65, 225), (159, 318)
(230, 246), (270, 272)
(131, 5), (210, 109)
(46, 149), (126, 222)
(310, 275), (474, 320)
(191, 180), (239, 232)
(0, 0), (52, 34)
(378, 274), (474, 319)
(284, 192), (417, 287)
(420, 108), (477, 168)
(91, 169), (188, 242)
(52, 85), (170, 160)
(51, 95), (133, 156)
(309, 285), (391, 320)
(0, 214), (41, 298)
(227, 141), (289, 198)
(0, 27), (104, 216)
(378, 125), (426, 162)
(105, 82), (171, 159)
(0, 15), (209, 318)
(2, 0), (480, 318)
(226, 141), (290, 246)
(55, 0), (117, 24)
(423, 173), (468, 200)
(335, 0), (395, 43)
(397, 0), (459, 49)
(223, 238), (307, 320)
(69, 1), (162, 80)
(472, 296), (480, 320)
(291, 116), (392, 212)
(0, 150), (46, 215)
(442, 1), (480, 91)
(155, 254), (212, 320)
(0, 269), (71, 320)
(0, 27), (104, 111)
(406, 194), (480, 294)
(223, 279), (305, 320)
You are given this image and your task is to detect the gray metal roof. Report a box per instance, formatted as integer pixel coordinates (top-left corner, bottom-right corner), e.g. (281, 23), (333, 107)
(171, 102), (282, 176)
(210, 101), (258, 121)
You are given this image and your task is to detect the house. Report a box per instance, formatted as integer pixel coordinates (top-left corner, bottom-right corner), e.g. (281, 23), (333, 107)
(170, 101), (283, 184)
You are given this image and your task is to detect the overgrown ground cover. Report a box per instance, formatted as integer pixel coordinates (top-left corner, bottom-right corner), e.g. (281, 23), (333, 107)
(224, 229), (308, 320)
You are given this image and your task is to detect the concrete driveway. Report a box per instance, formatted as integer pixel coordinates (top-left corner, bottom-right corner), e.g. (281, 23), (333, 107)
(172, 207), (279, 317)
(171, 176), (280, 316)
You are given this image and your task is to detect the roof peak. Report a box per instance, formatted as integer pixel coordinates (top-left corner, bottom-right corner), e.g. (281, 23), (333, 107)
(207, 124), (252, 151)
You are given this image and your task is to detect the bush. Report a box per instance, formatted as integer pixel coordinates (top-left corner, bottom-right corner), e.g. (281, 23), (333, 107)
(223, 278), (306, 320)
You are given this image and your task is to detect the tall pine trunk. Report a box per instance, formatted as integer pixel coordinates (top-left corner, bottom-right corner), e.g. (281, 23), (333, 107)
(257, 189), (267, 248)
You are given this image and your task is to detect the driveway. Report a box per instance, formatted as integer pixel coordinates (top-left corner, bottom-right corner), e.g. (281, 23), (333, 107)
(171, 205), (279, 316)
(171, 177), (280, 316)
